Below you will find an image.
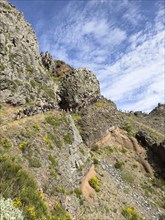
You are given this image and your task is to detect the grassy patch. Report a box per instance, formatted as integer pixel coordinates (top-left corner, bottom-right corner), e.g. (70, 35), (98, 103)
(63, 132), (73, 145)
(50, 201), (71, 220)
(0, 137), (12, 148)
(72, 113), (80, 122)
(45, 116), (63, 129)
(28, 157), (41, 168)
(47, 132), (62, 149)
(121, 170), (134, 184)
(0, 157), (48, 219)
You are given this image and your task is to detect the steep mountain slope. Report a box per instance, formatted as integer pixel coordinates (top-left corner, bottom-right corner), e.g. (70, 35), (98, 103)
(0, 1), (165, 220)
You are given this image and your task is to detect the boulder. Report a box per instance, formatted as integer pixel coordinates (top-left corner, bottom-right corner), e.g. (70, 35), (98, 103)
(58, 68), (100, 110)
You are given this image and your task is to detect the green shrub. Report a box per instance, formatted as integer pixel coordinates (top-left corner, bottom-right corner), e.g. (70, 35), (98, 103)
(122, 120), (132, 134)
(45, 116), (63, 129)
(19, 142), (31, 151)
(93, 158), (99, 165)
(28, 157), (41, 168)
(43, 135), (53, 149)
(72, 114), (80, 122)
(74, 188), (82, 198)
(91, 144), (99, 152)
(151, 178), (165, 191)
(95, 101), (103, 107)
(0, 137), (12, 148)
(48, 155), (58, 167)
(89, 176), (100, 192)
(50, 201), (71, 220)
(47, 132), (62, 149)
(122, 207), (141, 220)
(120, 147), (127, 153)
(114, 161), (124, 170)
(33, 124), (41, 131)
(0, 197), (24, 220)
(105, 146), (114, 154)
(26, 66), (33, 73)
(0, 158), (48, 219)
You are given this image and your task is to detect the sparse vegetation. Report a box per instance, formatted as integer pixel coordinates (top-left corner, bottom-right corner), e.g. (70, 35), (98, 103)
(95, 101), (103, 107)
(26, 66), (34, 73)
(93, 158), (99, 165)
(19, 141), (31, 151)
(63, 132), (73, 144)
(0, 158), (48, 219)
(114, 161), (124, 170)
(28, 157), (41, 168)
(121, 170), (134, 184)
(122, 207), (142, 220)
(74, 188), (82, 198)
(50, 201), (71, 220)
(89, 176), (100, 192)
(0, 137), (12, 148)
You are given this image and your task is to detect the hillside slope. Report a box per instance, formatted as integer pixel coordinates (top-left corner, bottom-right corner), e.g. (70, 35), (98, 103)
(0, 1), (164, 220)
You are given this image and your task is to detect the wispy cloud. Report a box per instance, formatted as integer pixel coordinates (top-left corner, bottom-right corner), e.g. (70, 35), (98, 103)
(36, 0), (164, 112)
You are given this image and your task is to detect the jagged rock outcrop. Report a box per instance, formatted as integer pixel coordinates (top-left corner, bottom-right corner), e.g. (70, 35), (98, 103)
(136, 130), (165, 164)
(152, 140), (165, 164)
(0, 0), (57, 105)
(58, 68), (100, 110)
(77, 98), (121, 146)
(41, 51), (73, 77)
(136, 131), (156, 149)
(149, 103), (165, 117)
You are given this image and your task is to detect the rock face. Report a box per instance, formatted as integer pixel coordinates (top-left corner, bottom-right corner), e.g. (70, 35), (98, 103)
(58, 68), (100, 110)
(78, 98), (121, 146)
(136, 130), (165, 164)
(136, 131), (156, 149)
(41, 52), (73, 77)
(152, 141), (165, 164)
(149, 103), (165, 117)
(0, 0), (57, 105)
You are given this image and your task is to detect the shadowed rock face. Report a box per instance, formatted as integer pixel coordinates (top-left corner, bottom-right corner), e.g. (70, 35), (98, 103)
(58, 68), (101, 110)
(136, 130), (165, 164)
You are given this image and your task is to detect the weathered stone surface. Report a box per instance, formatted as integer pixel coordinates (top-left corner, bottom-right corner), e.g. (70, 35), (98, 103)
(78, 98), (121, 146)
(152, 140), (165, 164)
(136, 130), (165, 164)
(0, 0), (58, 105)
(41, 51), (73, 77)
(149, 103), (165, 117)
(58, 68), (100, 109)
(136, 131), (156, 148)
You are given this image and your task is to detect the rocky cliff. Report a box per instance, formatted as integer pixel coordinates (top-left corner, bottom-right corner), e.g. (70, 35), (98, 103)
(0, 1), (165, 220)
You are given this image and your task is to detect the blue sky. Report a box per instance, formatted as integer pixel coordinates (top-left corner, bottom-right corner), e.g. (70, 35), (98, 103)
(9, 0), (165, 112)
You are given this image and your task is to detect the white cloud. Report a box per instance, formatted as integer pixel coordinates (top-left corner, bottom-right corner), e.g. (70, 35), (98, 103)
(37, 0), (164, 112)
